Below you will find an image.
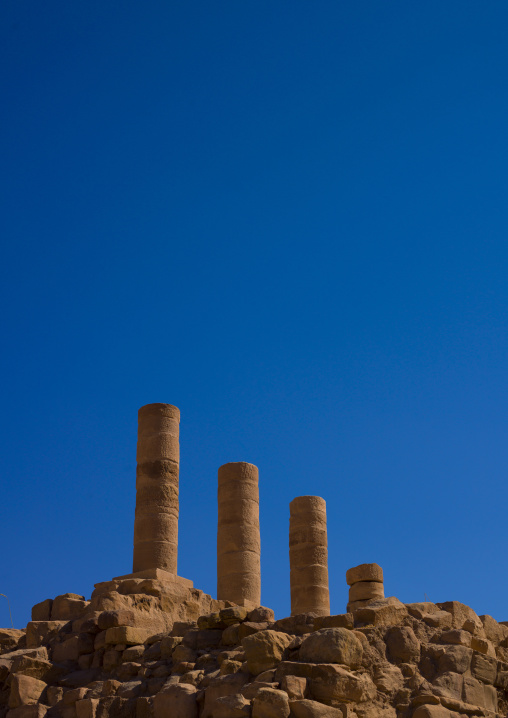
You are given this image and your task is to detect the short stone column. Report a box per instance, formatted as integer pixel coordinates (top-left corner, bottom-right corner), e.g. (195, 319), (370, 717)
(289, 495), (330, 616)
(133, 403), (180, 574)
(217, 462), (261, 607)
(346, 563), (384, 611)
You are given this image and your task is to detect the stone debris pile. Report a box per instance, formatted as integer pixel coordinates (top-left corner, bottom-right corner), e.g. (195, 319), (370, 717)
(1, 573), (508, 718)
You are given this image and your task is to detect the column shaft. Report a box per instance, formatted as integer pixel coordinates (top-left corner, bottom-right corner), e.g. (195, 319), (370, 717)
(289, 495), (330, 616)
(133, 403), (180, 574)
(217, 462), (261, 606)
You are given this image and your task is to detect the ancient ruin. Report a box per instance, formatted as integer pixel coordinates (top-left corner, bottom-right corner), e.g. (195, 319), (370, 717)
(289, 496), (330, 617)
(1, 402), (507, 718)
(217, 462), (261, 608)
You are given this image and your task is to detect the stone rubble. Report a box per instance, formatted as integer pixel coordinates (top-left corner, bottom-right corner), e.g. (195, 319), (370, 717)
(1, 569), (507, 718)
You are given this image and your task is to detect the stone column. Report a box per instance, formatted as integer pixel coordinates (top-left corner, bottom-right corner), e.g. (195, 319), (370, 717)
(346, 563), (384, 611)
(133, 403), (180, 574)
(217, 462), (261, 607)
(289, 495), (330, 616)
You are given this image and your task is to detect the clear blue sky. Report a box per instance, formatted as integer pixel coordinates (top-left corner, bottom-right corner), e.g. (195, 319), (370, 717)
(2, 1), (508, 628)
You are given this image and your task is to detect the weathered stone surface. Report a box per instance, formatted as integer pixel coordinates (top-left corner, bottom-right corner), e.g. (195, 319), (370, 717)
(313, 614), (353, 631)
(25, 621), (69, 649)
(412, 706), (450, 718)
(202, 673), (250, 718)
(436, 602), (483, 634)
(8, 674), (46, 708)
(51, 594), (88, 621)
(97, 610), (135, 630)
(345, 564), (383, 586)
(309, 664), (376, 705)
(134, 403), (180, 574)
(31, 600), (53, 622)
(352, 597), (407, 627)
(299, 628), (363, 668)
(153, 682), (198, 718)
(252, 687), (290, 718)
(220, 607), (249, 626)
(289, 700), (343, 718)
(212, 693), (251, 718)
(348, 581), (384, 603)
(6, 706), (49, 718)
(242, 631), (293, 675)
(104, 626), (150, 645)
(384, 626), (420, 663)
(75, 698), (99, 718)
(217, 462), (261, 607)
(289, 496), (330, 617)
(280, 674), (307, 700)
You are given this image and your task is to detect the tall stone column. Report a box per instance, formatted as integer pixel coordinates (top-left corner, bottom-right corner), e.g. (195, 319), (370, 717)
(289, 495), (330, 616)
(217, 462), (261, 607)
(133, 403), (180, 574)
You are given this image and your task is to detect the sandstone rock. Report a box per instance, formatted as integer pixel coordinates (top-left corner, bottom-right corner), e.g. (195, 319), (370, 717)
(221, 624), (241, 647)
(104, 627), (150, 645)
(198, 612), (226, 630)
(372, 662), (403, 695)
(51, 594), (88, 621)
(439, 630), (472, 647)
(238, 622), (269, 642)
(432, 671), (463, 700)
(8, 674), (46, 708)
(6, 706), (48, 718)
(470, 652), (497, 684)
(436, 602), (483, 635)
(0, 629), (26, 651)
(280, 674), (307, 699)
(241, 682), (280, 700)
(275, 662), (316, 683)
(31, 600), (53, 622)
(75, 698), (99, 718)
(422, 612), (453, 630)
(313, 615), (353, 631)
(299, 629), (363, 668)
(480, 614), (508, 644)
(242, 631), (293, 675)
(173, 644), (197, 663)
(252, 687), (290, 718)
(384, 626), (420, 663)
(202, 673), (250, 718)
(309, 664), (376, 705)
(289, 699), (343, 718)
(212, 693), (251, 717)
(220, 607), (249, 626)
(271, 615), (315, 636)
(122, 644), (145, 662)
(424, 643), (473, 675)
(462, 675), (497, 711)
(352, 598), (407, 627)
(348, 582), (384, 603)
(9, 655), (53, 681)
(412, 706), (451, 718)
(97, 610), (136, 630)
(470, 635), (495, 656)
(25, 621), (68, 649)
(345, 564), (383, 586)
(248, 608), (275, 623)
(153, 682), (198, 718)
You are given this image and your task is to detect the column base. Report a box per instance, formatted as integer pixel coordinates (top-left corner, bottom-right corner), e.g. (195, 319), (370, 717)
(112, 568), (193, 588)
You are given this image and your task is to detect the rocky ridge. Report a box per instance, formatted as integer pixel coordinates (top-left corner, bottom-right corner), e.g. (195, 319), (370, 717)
(1, 573), (508, 718)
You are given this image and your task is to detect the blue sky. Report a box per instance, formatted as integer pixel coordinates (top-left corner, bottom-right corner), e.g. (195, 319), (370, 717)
(2, 1), (508, 627)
